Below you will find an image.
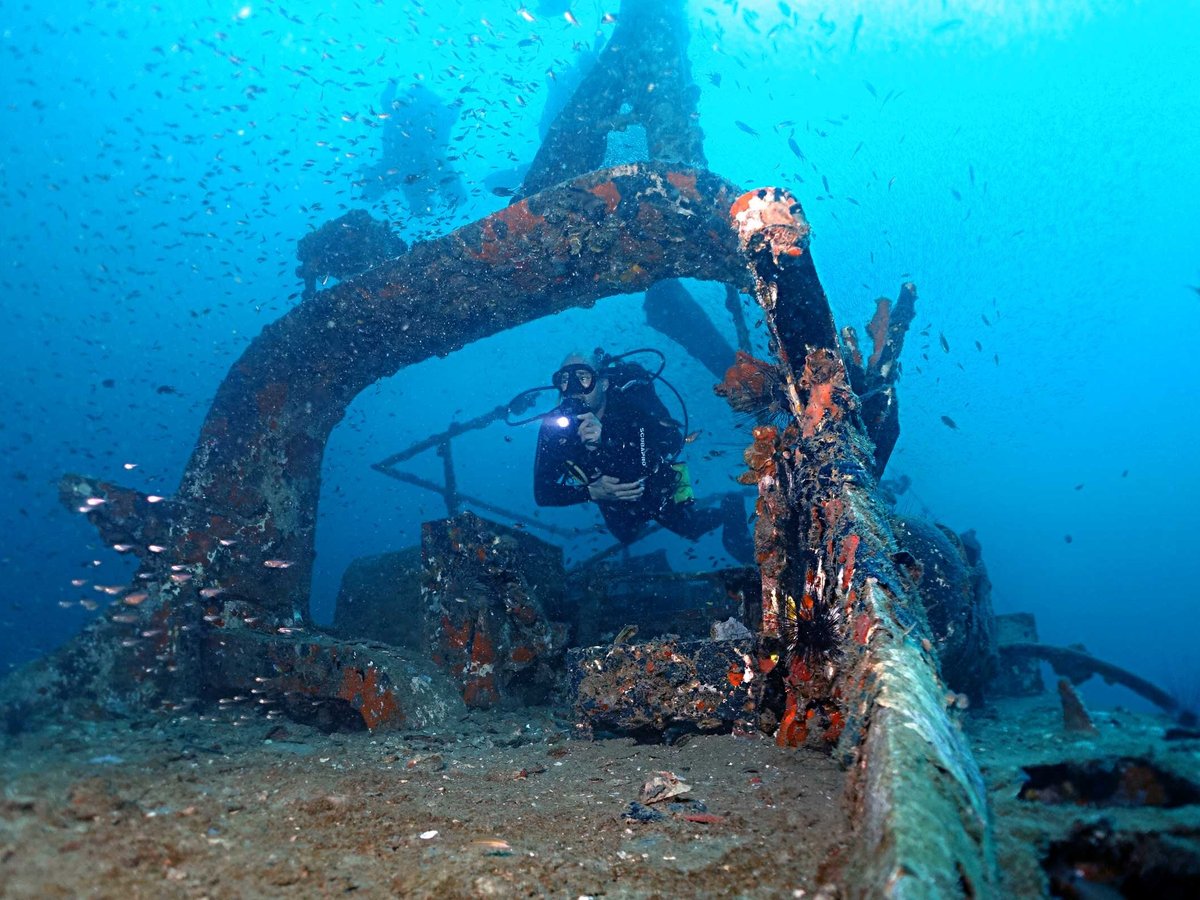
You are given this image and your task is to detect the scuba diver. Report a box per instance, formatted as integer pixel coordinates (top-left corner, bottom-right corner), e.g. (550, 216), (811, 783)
(358, 81), (465, 215)
(529, 350), (754, 564)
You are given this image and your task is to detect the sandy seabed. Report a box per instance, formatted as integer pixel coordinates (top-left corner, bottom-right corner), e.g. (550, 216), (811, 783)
(0, 706), (848, 898)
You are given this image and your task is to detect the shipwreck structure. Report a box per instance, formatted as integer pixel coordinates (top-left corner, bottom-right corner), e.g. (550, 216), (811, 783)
(7, 1), (1194, 895)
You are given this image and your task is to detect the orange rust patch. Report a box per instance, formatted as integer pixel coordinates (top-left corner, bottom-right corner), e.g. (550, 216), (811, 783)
(730, 191), (756, 220)
(470, 627), (496, 667)
(751, 424), (778, 445)
(840, 534), (860, 591)
(802, 382), (835, 437)
(666, 170), (699, 200)
(472, 200), (546, 264)
(776, 707), (797, 746)
(727, 663), (744, 688)
(799, 350), (849, 438)
(725, 354), (768, 398)
(716, 351), (781, 414)
(854, 613), (872, 645)
(440, 616), (472, 651)
(825, 709), (845, 744)
(339, 666), (401, 731)
(589, 180), (621, 213)
(255, 381), (288, 423)
(789, 657), (814, 684)
(866, 298), (891, 368)
(775, 694), (808, 748)
(463, 674), (498, 708)
(510, 645), (535, 664)
(740, 424), (779, 484)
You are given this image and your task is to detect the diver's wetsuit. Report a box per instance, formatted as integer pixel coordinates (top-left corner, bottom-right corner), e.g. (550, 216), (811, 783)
(533, 371), (723, 544)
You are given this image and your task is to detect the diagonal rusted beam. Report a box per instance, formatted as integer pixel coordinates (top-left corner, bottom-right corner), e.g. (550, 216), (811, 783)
(729, 190), (998, 895)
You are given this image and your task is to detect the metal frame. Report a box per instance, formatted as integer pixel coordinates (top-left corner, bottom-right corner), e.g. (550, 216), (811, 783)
(371, 401), (594, 541)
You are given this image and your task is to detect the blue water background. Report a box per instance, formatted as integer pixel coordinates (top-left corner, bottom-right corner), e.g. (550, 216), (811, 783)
(1, 0), (1197, 712)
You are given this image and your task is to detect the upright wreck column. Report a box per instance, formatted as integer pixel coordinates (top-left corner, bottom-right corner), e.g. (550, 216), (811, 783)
(729, 190), (998, 895)
(727, 188), (857, 724)
(519, 0), (704, 196)
(523, 0), (725, 400)
(840, 285), (918, 476)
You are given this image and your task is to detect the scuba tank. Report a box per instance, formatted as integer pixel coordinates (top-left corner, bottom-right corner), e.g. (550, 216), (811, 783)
(591, 352), (691, 508)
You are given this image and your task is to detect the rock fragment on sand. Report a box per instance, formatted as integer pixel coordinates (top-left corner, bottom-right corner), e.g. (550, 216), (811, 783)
(639, 771), (692, 804)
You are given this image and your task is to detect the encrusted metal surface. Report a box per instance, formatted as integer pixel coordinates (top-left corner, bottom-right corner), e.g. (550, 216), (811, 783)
(729, 187), (998, 894)
(423, 512), (566, 709)
(570, 638), (760, 740)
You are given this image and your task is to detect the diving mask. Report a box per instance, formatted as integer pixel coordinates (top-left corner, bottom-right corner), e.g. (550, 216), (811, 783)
(552, 364), (598, 396)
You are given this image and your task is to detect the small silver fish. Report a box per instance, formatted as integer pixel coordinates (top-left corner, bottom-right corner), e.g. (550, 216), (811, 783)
(612, 624), (638, 645)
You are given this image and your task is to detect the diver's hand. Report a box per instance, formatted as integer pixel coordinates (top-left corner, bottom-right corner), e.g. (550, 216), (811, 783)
(587, 476), (645, 502)
(576, 413), (602, 450)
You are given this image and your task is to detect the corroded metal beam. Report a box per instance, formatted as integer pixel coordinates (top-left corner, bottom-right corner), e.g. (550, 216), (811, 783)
(1003, 642), (1192, 721)
(729, 190), (998, 895)
(643, 279), (737, 380)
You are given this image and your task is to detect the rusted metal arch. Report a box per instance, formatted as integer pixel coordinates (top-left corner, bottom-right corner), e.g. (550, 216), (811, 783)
(182, 163), (760, 619)
(63, 163), (754, 628)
